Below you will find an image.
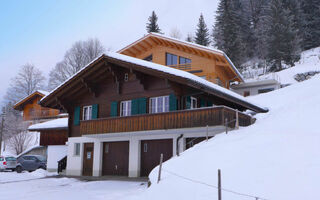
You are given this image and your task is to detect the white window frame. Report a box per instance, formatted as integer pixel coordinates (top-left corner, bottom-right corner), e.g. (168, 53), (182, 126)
(120, 100), (132, 116)
(83, 105), (92, 120)
(149, 95), (169, 114)
(74, 143), (80, 156)
(190, 97), (197, 109)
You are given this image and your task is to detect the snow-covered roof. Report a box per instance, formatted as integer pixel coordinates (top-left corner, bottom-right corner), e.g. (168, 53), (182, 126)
(28, 118), (68, 131)
(117, 32), (244, 82)
(41, 52), (267, 113)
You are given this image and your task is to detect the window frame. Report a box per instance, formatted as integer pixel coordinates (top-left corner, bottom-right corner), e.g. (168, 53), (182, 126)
(82, 105), (92, 120)
(166, 53), (178, 66)
(149, 95), (169, 114)
(190, 97), (198, 109)
(74, 143), (80, 156)
(120, 100), (132, 117)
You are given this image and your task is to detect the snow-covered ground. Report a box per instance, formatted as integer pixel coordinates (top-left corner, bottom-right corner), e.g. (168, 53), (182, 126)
(0, 170), (147, 200)
(137, 75), (320, 200)
(244, 47), (320, 85)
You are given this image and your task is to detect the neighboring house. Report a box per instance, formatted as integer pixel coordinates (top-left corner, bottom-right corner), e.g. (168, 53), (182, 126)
(40, 52), (267, 177)
(13, 90), (61, 124)
(28, 118), (68, 172)
(231, 79), (281, 97)
(118, 32), (244, 88)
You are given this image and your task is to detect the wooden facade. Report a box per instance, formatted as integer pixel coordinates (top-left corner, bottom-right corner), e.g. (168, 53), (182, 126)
(39, 129), (68, 146)
(13, 91), (60, 121)
(118, 33), (243, 88)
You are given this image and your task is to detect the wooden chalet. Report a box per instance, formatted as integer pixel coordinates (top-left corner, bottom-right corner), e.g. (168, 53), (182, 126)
(40, 51), (267, 177)
(118, 32), (244, 88)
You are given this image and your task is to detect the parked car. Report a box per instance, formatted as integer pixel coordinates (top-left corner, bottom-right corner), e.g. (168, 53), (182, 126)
(0, 156), (17, 171)
(16, 155), (47, 173)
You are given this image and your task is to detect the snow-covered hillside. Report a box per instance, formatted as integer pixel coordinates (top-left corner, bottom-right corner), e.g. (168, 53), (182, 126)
(243, 47), (320, 85)
(135, 75), (320, 200)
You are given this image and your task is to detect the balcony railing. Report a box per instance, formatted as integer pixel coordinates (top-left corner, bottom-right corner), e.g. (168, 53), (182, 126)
(168, 63), (192, 70)
(80, 106), (253, 136)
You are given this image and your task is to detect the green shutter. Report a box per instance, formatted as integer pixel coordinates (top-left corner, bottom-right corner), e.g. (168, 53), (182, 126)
(131, 99), (139, 115)
(92, 104), (98, 119)
(200, 99), (206, 107)
(186, 96), (191, 109)
(207, 101), (213, 107)
(169, 94), (177, 111)
(110, 101), (118, 117)
(138, 98), (147, 114)
(73, 106), (80, 125)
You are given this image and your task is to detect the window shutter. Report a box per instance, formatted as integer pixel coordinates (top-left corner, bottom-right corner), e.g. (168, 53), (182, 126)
(186, 96), (191, 109)
(110, 101), (118, 117)
(169, 94), (177, 111)
(131, 99), (139, 115)
(73, 106), (80, 125)
(138, 98), (147, 114)
(200, 99), (206, 107)
(92, 104), (98, 119)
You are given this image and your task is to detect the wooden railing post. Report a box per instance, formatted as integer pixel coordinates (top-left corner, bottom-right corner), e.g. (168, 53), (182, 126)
(218, 169), (222, 200)
(225, 118), (228, 134)
(235, 109), (239, 129)
(157, 153), (163, 184)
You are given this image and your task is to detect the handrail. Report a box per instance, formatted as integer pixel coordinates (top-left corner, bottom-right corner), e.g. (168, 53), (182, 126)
(57, 156), (67, 173)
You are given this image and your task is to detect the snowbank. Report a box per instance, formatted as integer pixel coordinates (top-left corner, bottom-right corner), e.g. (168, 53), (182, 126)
(137, 75), (320, 200)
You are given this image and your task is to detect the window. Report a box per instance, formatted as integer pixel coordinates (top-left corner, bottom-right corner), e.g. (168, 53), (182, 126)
(120, 100), (132, 116)
(191, 97), (197, 109)
(83, 106), (92, 120)
(258, 88), (274, 94)
(179, 56), (191, 65)
(149, 96), (169, 113)
(166, 53), (178, 66)
(144, 54), (153, 62)
(124, 73), (129, 82)
(74, 143), (80, 156)
(243, 91), (250, 97)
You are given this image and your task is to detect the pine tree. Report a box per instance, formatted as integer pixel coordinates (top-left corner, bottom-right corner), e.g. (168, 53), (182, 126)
(266, 0), (300, 71)
(195, 14), (210, 46)
(213, 0), (244, 69)
(186, 33), (193, 42)
(300, 0), (320, 50)
(146, 11), (162, 33)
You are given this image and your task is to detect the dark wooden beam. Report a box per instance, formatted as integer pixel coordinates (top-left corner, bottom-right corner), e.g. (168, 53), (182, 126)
(81, 78), (97, 97)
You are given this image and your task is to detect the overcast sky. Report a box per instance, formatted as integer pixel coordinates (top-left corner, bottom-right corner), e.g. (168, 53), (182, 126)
(0, 0), (219, 103)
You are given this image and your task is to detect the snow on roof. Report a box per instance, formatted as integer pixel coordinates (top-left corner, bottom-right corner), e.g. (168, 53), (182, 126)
(28, 118), (68, 131)
(118, 32), (244, 82)
(41, 52), (267, 112)
(37, 90), (49, 96)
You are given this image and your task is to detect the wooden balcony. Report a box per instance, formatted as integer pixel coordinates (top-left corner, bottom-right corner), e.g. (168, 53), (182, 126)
(80, 106), (253, 136)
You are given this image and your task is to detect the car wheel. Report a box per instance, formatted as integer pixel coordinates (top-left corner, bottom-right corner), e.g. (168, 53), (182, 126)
(16, 166), (22, 173)
(11, 169), (15, 172)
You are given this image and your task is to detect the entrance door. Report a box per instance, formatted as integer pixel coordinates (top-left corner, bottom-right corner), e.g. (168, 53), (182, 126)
(140, 139), (173, 177)
(82, 143), (94, 176)
(102, 141), (129, 176)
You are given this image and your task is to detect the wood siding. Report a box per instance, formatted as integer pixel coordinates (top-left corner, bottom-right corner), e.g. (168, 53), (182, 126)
(80, 106), (252, 135)
(39, 130), (68, 146)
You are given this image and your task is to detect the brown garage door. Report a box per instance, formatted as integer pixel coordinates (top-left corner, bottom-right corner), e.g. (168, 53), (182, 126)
(102, 141), (129, 176)
(140, 139), (173, 177)
(82, 143), (94, 176)
(186, 137), (213, 149)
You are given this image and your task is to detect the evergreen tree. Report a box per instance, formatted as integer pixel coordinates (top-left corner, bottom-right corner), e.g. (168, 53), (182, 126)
(213, 0), (244, 69)
(300, 0), (320, 50)
(266, 0), (300, 71)
(146, 11), (162, 33)
(186, 33), (193, 42)
(195, 14), (210, 46)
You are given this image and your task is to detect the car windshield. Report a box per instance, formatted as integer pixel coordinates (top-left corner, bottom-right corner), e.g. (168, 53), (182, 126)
(35, 156), (46, 162)
(5, 157), (16, 161)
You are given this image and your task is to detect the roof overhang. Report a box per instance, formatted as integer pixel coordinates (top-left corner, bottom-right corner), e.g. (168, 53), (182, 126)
(13, 91), (47, 111)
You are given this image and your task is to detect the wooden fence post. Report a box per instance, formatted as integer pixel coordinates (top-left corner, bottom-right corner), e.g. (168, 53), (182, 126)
(236, 109), (239, 129)
(225, 118), (228, 134)
(206, 125), (209, 141)
(218, 169), (222, 200)
(157, 153), (163, 184)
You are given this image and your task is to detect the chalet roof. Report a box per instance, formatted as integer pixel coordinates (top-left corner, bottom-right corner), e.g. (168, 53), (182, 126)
(117, 32), (244, 82)
(40, 52), (268, 113)
(28, 117), (68, 131)
(13, 90), (49, 111)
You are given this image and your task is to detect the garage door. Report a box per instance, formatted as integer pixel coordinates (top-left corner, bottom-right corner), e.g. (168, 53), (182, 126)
(102, 141), (129, 176)
(140, 139), (173, 177)
(186, 137), (212, 149)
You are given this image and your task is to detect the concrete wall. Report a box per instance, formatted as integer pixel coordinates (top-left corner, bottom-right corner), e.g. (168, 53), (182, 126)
(231, 82), (281, 96)
(47, 145), (67, 172)
(66, 126), (225, 177)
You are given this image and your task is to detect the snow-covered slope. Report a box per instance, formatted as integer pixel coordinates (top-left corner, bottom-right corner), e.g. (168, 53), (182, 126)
(244, 47), (320, 85)
(135, 75), (320, 200)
